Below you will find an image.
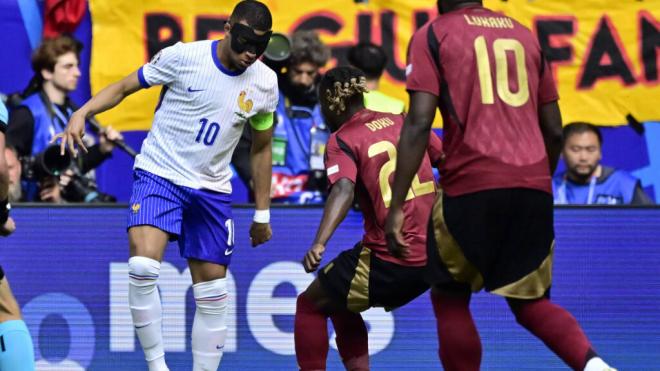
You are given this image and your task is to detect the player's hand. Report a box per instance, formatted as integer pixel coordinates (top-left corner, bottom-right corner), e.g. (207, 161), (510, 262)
(0, 217), (16, 237)
(385, 207), (409, 259)
(302, 243), (325, 273)
(249, 222), (272, 247)
(52, 110), (88, 157)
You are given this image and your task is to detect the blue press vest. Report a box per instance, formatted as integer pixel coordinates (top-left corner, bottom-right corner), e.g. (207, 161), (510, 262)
(19, 93), (71, 156)
(552, 168), (638, 205)
(17, 93), (75, 201)
(272, 93), (328, 176)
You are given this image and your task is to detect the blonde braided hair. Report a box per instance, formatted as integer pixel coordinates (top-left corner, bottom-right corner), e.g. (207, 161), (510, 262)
(321, 67), (368, 115)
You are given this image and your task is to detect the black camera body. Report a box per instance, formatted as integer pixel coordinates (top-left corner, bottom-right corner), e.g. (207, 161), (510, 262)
(20, 145), (116, 203)
(262, 32), (292, 73)
(20, 145), (71, 182)
(62, 168), (116, 203)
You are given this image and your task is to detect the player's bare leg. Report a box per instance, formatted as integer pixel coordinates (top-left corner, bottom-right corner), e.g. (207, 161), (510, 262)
(295, 279), (369, 371)
(128, 225), (170, 371)
(0, 279), (22, 323)
(188, 260), (228, 371)
(430, 285), (481, 371)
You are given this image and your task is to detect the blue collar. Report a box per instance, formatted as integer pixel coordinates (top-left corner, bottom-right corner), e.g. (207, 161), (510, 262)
(211, 40), (245, 76)
(556, 173), (598, 205)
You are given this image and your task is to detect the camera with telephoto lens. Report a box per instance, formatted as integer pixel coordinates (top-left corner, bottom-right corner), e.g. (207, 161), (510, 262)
(20, 145), (71, 182)
(262, 32), (291, 72)
(21, 145), (116, 203)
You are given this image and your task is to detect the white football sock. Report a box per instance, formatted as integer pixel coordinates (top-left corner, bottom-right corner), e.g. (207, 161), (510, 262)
(128, 256), (168, 371)
(584, 357), (616, 371)
(192, 278), (228, 371)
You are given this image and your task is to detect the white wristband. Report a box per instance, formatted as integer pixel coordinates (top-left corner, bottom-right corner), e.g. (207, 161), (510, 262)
(253, 209), (270, 223)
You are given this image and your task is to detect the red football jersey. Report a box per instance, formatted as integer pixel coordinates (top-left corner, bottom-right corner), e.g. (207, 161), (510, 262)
(325, 109), (443, 266)
(407, 5), (558, 196)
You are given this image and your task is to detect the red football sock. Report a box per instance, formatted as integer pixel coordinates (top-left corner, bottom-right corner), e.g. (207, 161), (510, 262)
(295, 294), (329, 371)
(431, 290), (482, 371)
(330, 310), (369, 371)
(508, 297), (592, 370)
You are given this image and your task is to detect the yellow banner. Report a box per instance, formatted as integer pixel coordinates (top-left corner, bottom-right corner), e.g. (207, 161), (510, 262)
(90, 0), (659, 131)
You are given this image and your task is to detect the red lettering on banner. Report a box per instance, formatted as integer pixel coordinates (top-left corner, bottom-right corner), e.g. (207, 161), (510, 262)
(577, 15), (637, 90)
(639, 11), (659, 85)
(144, 13), (183, 62)
(195, 15), (229, 41)
(534, 15), (578, 85)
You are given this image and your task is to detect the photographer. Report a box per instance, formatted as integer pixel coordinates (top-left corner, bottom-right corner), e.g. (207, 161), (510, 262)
(4, 146), (22, 203)
(553, 123), (654, 205)
(6, 35), (121, 202)
(232, 30), (331, 204)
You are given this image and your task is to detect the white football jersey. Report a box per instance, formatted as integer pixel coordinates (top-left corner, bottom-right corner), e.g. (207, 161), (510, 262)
(135, 40), (278, 193)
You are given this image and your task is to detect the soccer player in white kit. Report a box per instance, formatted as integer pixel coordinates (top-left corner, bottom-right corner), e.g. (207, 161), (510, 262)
(56, 2), (277, 370)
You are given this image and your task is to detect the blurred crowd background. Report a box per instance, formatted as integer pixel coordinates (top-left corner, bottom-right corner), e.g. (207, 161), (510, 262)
(0, 0), (657, 206)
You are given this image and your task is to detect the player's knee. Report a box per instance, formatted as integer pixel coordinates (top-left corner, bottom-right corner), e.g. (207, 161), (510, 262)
(128, 256), (161, 290)
(507, 297), (536, 326)
(296, 293), (315, 313)
(297, 292), (332, 316)
(193, 278), (228, 315)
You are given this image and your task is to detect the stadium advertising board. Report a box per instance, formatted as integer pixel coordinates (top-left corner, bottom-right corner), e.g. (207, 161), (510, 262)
(2, 206), (659, 369)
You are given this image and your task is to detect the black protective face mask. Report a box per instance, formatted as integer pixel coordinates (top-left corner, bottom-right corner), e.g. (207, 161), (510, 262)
(229, 23), (272, 57)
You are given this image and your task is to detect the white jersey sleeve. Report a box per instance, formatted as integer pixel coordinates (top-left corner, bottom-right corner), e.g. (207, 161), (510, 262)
(260, 75), (278, 114)
(138, 42), (182, 88)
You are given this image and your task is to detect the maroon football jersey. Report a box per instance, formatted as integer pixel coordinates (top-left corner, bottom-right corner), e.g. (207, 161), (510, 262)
(407, 5), (558, 196)
(325, 109), (442, 266)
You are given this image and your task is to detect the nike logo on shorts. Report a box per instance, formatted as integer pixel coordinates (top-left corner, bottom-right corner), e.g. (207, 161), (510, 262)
(224, 248), (233, 256)
(188, 87), (205, 92)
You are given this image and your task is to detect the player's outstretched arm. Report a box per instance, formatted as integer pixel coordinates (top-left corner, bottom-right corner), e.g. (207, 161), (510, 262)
(385, 91), (437, 258)
(302, 178), (355, 273)
(58, 71), (143, 156)
(538, 101), (563, 175)
(249, 124), (274, 247)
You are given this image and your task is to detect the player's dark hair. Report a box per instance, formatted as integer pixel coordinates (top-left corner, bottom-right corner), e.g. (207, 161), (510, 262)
(437, 0), (482, 12)
(230, 0), (272, 31)
(347, 43), (388, 80)
(562, 122), (603, 146)
(319, 66), (368, 115)
(289, 30), (331, 68)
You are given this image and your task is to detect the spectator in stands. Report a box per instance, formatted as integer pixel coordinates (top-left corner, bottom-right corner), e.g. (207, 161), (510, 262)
(6, 35), (121, 203)
(553, 122), (654, 205)
(233, 30), (331, 204)
(347, 42), (405, 114)
(4, 147), (22, 203)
